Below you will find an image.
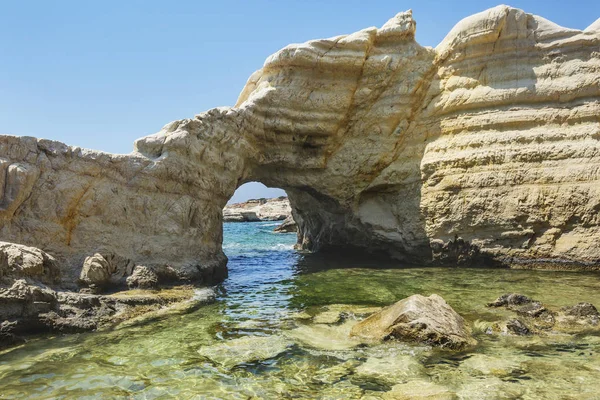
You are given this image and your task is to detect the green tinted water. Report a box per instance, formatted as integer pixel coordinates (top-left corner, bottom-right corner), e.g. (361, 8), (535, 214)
(1, 222), (599, 399)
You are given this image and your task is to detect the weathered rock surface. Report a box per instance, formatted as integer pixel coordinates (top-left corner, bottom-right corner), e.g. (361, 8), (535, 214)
(487, 293), (600, 335)
(273, 215), (298, 233)
(285, 320), (362, 351)
(223, 196), (291, 222)
(354, 355), (425, 385)
(0, 280), (214, 349)
(126, 265), (159, 289)
(383, 380), (455, 400)
(197, 335), (291, 369)
(350, 294), (476, 349)
(0, 5), (599, 290)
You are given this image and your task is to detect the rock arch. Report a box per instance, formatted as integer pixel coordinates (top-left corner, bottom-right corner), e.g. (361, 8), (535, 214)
(1, 6), (600, 286)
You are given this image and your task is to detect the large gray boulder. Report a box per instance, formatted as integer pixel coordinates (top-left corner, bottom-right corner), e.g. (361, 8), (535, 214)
(350, 294), (476, 349)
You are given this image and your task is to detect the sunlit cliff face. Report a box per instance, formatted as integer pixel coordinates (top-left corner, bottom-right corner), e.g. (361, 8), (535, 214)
(1, 6), (599, 284)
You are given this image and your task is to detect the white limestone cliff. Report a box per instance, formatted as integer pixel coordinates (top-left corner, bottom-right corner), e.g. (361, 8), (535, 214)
(223, 197), (291, 222)
(1, 5), (599, 288)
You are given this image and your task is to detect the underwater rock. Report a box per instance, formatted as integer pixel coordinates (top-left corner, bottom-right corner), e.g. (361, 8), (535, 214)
(459, 354), (523, 378)
(289, 311), (312, 320)
(316, 380), (364, 399)
(554, 302), (600, 332)
(487, 293), (535, 308)
(197, 335), (291, 369)
(285, 320), (362, 351)
(486, 318), (533, 336)
(505, 319), (531, 336)
(313, 309), (345, 324)
(0, 242), (60, 285)
(350, 294), (476, 350)
(455, 377), (524, 399)
(354, 355), (424, 386)
(487, 293), (555, 331)
(311, 360), (359, 385)
(562, 302), (600, 318)
(382, 380), (455, 400)
(488, 294), (600, 335)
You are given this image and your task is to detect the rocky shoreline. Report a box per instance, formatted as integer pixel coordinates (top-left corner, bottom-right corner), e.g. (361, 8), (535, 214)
(0, 241), (218, 349)
(223, 196), (298, 232)
(0, 5), (599, 353)
(223, 196), (291, 223)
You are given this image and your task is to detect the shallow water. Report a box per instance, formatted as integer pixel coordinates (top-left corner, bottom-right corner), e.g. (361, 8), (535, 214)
(1, 222), (600, 399)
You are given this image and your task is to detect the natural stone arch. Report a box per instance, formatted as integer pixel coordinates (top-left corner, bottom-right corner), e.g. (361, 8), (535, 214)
(0, 6), (599, 288)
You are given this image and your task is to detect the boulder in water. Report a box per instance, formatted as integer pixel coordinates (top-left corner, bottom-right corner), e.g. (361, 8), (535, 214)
(350, 294), (476, 349)
(126, 265), (159, 289)
(0, 242), (60, 285)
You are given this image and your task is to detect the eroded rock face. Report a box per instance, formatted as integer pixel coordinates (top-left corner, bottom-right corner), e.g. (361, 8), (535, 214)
(0, 278), (214, 349)
(350, 294), (476, 349)
(0, 5), (599, 286)
(274, 215), (298, 233)
(0, 135), (231, 286)
(0, 242), (60, 285)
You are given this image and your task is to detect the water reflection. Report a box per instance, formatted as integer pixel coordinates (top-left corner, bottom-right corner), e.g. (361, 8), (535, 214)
(0, 222), (599, 398)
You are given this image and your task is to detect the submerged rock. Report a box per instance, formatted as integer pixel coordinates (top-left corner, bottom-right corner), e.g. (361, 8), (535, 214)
(487, 294), (600, 335)
(313, 309), (344, 324)
(455, 377), (524, 399)
(197, 335), (291, 369)
(562, 302), (600, 318)
(311, 360), (359, 385)
(285, 320), (362, 351)
(350, 294), (476, 350)
(487, 293), (534, 308)
(555, 302), (600, 332)
(354, 355), (424, 386)
(382, 380), (455, 400)
(504, 319), (531, 336)
(459, 354), (523, 378)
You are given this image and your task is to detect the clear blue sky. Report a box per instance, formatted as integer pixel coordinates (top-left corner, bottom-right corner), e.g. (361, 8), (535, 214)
(1, 1), (598, 203)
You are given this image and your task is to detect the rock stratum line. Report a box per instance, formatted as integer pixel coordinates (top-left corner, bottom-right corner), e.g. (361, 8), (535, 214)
(1, 6), (599, 287)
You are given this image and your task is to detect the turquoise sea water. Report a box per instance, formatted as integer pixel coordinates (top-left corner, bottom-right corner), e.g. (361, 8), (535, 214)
(1, 221), (600, 398)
